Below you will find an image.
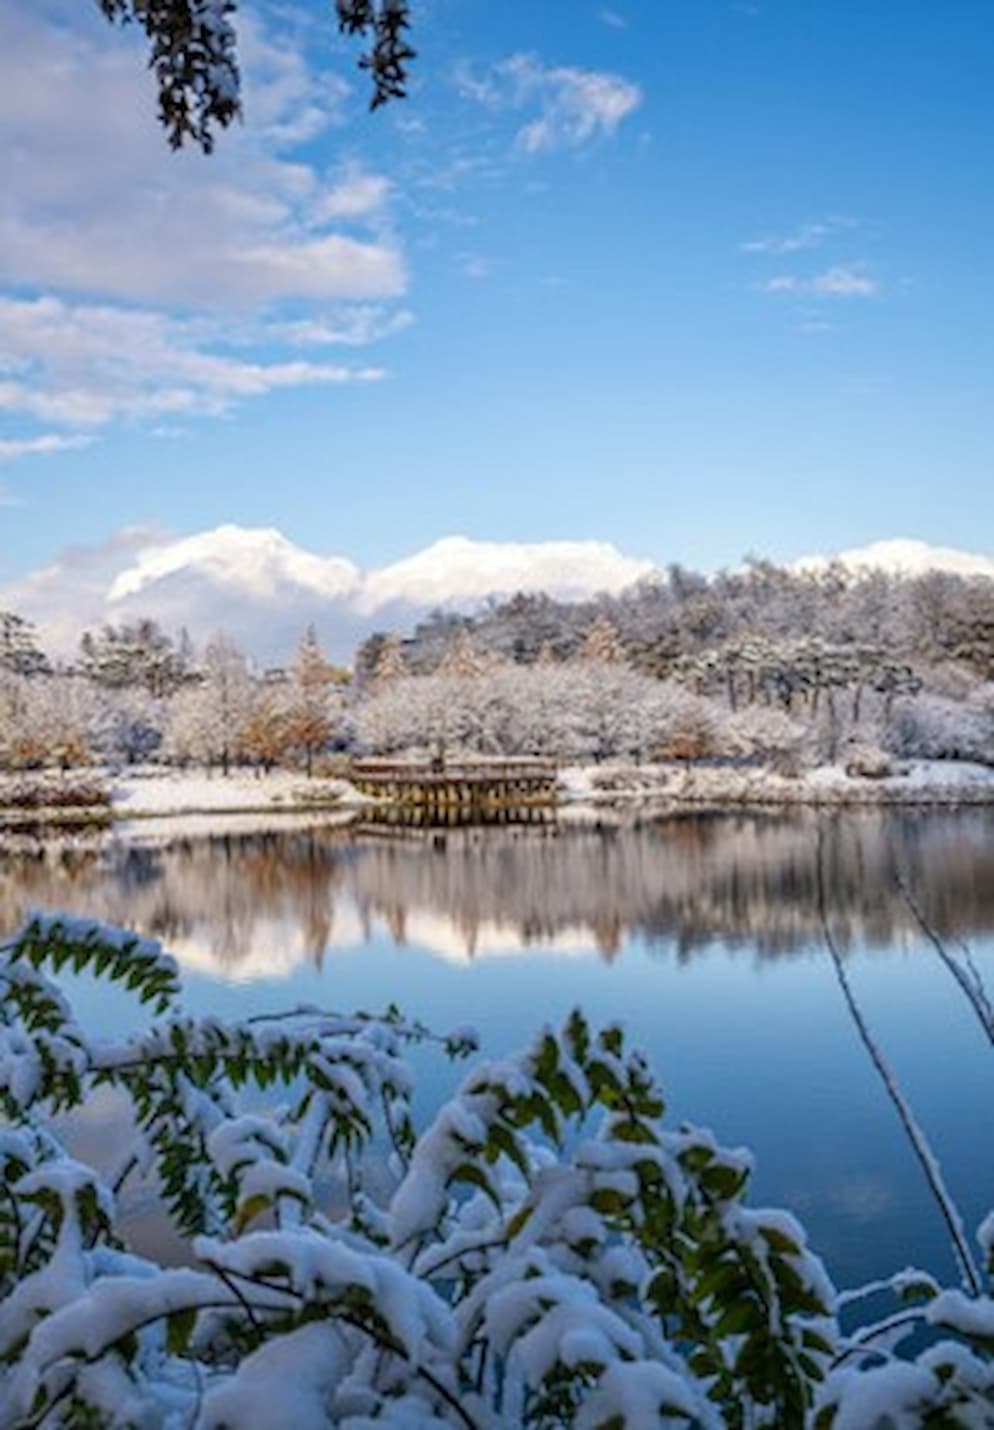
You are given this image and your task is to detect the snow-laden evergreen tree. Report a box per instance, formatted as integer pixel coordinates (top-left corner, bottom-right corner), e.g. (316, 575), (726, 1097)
(0, 612), (48, 678)
(79, 619), (191, 698)
(370, 633), (409, 687)
(1, 916), (992, 1426)
(439, 631), (490, 680)
(578, 615), (628, 667)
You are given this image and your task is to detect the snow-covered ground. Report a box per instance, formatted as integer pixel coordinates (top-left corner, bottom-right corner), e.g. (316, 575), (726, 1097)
(3, 759), (994, 827)
(109, 768), (363, 818)
(557, 759), (994, 807)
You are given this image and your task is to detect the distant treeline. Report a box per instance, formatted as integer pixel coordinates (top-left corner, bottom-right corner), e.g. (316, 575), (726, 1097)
(1, 560), (992, 775)
(356, 559), (994, 683)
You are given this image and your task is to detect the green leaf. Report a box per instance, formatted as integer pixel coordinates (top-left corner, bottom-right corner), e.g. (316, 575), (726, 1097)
(235, 1193), (273, 1233)
(448, 1161), (500, 1208)
(166, 1306), (197, 1355)
(714, 1300), (762, 1337)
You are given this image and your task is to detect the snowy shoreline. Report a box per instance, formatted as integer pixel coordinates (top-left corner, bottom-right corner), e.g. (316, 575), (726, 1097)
(556, 758), (994, 808)
(3, 759), (994, 831)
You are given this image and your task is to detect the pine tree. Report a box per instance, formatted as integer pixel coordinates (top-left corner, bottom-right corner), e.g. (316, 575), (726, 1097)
(287, 626), (339, 776)
(370, 633), (408, 686)
(439, 630), (488, 679)
(0, 612), (48, 677)
(79, 619), (188, 696)
(578, 615), (627, 666)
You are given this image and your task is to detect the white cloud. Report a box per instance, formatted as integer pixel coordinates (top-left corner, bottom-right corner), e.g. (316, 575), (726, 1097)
(358, 535), (654, 614)
(599, 10), (628, 30)
(758, 265), (879, 299)
(107, 526), (361, 606)
(795, 539), (994, 582)
(458, 254), (500, 280)
(3, 526), (656, 661)
(0, 433), (92, 463)
(457, 53), (642, 153)
(315, 165), (393, 222)
(0, 297), (385, 428)
(741, 218), (855, 255)
(810, 266), (879, 298)
(7, 527), (994, 664)
(0, 4), (407, 452)
(277, 307), (414, 347)
(0, 6), (405, 310)
(0, 526), (167, 650)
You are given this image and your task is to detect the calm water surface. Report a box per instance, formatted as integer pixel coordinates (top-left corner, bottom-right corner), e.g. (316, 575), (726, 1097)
(3, 807), (993, 1291)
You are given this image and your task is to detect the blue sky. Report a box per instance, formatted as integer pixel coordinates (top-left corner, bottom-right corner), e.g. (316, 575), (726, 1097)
(1, 0), (992, 593)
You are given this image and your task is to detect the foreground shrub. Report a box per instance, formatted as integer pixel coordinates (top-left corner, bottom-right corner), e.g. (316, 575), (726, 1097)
(0, 916), (992, 1426)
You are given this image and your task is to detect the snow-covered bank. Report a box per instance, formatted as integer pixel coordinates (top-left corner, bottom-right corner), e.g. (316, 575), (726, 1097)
(110, 768), (366, 818)
(3, 759), (994, 831)
(557, 759), (994, 807)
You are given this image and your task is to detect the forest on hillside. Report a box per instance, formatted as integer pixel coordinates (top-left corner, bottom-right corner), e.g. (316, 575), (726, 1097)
(2, 560), (993, 779)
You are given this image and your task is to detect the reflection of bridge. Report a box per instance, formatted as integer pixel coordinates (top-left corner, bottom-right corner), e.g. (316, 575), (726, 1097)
(351, 759), (558, 810)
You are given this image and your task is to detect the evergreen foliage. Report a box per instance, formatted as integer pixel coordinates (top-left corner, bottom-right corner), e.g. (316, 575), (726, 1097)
(1, 917), (992, 1425)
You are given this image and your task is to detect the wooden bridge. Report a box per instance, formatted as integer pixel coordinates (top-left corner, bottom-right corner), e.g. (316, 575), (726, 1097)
(351, 759), (558, 810)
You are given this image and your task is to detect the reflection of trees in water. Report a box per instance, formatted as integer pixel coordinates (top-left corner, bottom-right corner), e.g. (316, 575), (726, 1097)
(0, 832), (348, 969)
(351, 811), (994, 960)
(2, 810), (994, 972)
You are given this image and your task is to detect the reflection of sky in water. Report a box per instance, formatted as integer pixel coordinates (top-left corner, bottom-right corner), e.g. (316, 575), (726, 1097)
(6, 810), (994, 1293)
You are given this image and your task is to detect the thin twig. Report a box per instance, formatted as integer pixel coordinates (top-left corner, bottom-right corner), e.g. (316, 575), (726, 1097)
(212, 1264), (480, 1430)
(895, 870), (994, 1048)
(816, 829), (982, 1296)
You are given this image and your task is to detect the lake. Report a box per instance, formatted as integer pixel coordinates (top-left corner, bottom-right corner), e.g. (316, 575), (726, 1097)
(2, 805), (993, 1294)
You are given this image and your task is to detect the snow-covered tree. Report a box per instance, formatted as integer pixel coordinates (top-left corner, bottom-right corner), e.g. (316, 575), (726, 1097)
(888, 692), (994, 765)
(164, 634), (253, 774)
(726, 703), (808, 772)
(0, 611), (48, 677)
(578, 615), (627, 666)
(0, 673), (94, 771)
(240, 684), (293, 774)
(86, 685), (165, 767)
(79, 619), (192, 697)
(2, 916), (992, 1427)
(286, 626), (345, 776)
(370, 632), (408, 686)
(438, 630), (490, 679)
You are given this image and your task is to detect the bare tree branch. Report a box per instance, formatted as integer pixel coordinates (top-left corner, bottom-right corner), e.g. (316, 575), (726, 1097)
(816, 828), (982, 1296)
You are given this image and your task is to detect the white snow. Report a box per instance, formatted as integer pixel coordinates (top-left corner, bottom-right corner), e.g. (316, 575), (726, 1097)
(927, 1289), (994, 1339)
(816, 1360), (944, 1428)
(558, 758), (994, 807)
(197, 1323), (351, 1430)
(110, 768), (358, 818)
